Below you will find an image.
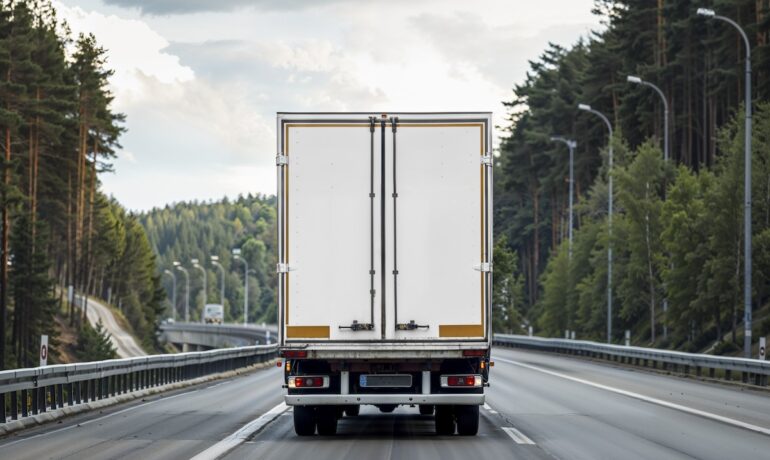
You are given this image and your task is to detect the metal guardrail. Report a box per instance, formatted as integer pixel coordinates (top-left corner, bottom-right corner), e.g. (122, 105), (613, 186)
(1, 344), (277, 425)
(494, 334), (770, 386)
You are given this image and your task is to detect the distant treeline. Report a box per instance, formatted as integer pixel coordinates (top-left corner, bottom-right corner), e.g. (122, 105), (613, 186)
(140, 195), (278, 325)
(0, 1), (164, 369)
(494, 0), (770, 351)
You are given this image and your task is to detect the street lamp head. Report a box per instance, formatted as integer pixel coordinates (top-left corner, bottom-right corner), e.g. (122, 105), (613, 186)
(210, 255), (219, 262)
(578, 103), (591, 111)
(173, 261), (180, 267)
(191, 258), (199, 266)
(164, 269), (172, 275)
(232, 248), (241, 256)
(627, 75), (642, 84)
(697, 8), (715, 17)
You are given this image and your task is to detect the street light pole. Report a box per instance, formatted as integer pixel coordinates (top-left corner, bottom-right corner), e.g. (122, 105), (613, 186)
(627, 75), (671, 341)
(211, 256), (225, 308)
(578, 103), (614, 344)
(173, 262), (190, 322)
(192, 258), (207, 322)
(163, 269), (177, 321)
(626, 75), (669, 162)
(233, 248), (249, 325)
(698, 8), (753, 358)
(550, 136), (577, 260)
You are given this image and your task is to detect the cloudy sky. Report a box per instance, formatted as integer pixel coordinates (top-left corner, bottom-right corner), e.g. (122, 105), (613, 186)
(55, 0), (601, 211)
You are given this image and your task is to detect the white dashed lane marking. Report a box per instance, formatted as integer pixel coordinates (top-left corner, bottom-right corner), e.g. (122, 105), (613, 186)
(502, 426), (536, 445)
(483, 403), (498, 414)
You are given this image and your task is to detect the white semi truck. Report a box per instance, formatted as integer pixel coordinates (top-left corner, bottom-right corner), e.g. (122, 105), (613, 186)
(276, 112), (493, 436)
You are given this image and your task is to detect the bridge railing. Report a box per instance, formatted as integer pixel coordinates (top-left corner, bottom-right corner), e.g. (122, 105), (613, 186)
(494, 334), (770, 386)
(1, 344), (277, 425)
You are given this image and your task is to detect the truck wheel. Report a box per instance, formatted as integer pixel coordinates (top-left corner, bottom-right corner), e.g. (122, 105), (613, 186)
(293, 406), (316, 436)
(434, 406), (455, 435)
(316, 406), (338, 435)
(455, 405), (479, 436)
(419, 405), (434, 415)
(344, 405), (360, 416)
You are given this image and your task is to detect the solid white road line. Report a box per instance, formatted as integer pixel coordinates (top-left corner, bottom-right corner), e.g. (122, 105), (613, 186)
(502, 426), (535, 445)
(494, 356), (770, 437)
(190, 402), (289, 460)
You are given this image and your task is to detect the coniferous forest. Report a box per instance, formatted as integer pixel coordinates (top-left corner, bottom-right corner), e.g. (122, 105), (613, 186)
(139, 195), (278, 326)
(0, 1), (163, 369)
(494, 0), (770, 353)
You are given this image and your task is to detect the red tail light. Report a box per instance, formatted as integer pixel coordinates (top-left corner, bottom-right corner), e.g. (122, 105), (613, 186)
(282, 350), (308, 359)
(289, 375), (328, 389)
(441, 374), (482, 388)
(463, 349), (487, 357)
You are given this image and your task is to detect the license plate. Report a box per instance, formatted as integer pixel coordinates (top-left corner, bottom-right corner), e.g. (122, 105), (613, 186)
(359, 374), (412, 388)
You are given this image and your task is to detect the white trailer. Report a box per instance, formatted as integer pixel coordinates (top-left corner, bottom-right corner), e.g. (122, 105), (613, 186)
(276, 112), (492, 436)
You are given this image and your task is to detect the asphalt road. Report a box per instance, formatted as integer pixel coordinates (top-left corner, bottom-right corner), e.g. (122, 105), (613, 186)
(84, 296), (147, 358)
(3, 347), (770, 459)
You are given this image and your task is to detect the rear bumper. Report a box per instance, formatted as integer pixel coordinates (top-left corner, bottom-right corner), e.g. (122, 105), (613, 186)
(284, 393), (484, 406)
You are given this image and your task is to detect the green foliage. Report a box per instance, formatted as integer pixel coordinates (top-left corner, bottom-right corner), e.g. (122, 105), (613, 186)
(492, 235), (525, 334)
(75, 320), (117, 362)
(496, 2), (770, 352)
(0, 1), (157, 368)
(140, 195), (277, 324)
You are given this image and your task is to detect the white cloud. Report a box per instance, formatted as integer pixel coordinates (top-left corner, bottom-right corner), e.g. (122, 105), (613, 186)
(59, 0), (600, 210)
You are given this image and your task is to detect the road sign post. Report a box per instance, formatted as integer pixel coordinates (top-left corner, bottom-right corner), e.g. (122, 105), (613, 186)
(760, 337), (766, 361)
(40, 335), (49, 367)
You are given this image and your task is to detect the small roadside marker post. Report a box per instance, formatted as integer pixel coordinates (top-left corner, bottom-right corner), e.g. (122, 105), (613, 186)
(625, 330), (631, 347)
(40, 335), (49, 367)
(760, 337), (766, 360)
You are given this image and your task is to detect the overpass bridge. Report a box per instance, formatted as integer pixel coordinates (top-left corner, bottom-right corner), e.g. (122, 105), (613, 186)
(158, 322), (277, 351)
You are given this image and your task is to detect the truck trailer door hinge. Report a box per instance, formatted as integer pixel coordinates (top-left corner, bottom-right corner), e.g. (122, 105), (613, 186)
(480, 154), (493, 166)
(276, 263), (293, 273)
(473, 262), (492, 272)
(276, 154), (289, 166)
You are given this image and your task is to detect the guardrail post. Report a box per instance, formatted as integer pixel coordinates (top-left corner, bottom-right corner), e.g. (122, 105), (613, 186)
(725, 369), (732, 381)
(31, 388), (39, 414)
(10, 390), (18, 420)
(741, 372), (748, 383)
(1, 393), (6, 422)
(709, 368), (715, 379)
(20, 389), (28, 417)
(696, 366), (702, 377)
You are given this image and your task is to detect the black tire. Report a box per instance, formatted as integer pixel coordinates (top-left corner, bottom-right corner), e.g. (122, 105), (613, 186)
(316, 406), (338, 436)
(344, 405), (360, 416)
(455, 405), (479, 436)
(378, 404), (397, 413)
(419, 405), (434, 416)
(293, 406), (316, 436)
(434, 405), (455, 435)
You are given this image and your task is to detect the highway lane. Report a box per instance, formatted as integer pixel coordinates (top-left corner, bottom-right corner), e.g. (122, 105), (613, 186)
(0, 365), (284, 459)
(228, 347), (770, 459)
(3, 347), (770, 459)
(486, 347), (770, 459)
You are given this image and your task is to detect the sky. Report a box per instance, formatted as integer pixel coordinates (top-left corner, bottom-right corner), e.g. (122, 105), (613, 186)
(55, 0), (601, 211)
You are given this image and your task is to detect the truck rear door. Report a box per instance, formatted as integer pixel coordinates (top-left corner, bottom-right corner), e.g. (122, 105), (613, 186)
(278, 113), (492, 343)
